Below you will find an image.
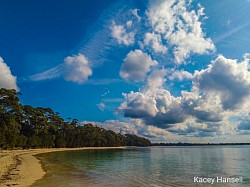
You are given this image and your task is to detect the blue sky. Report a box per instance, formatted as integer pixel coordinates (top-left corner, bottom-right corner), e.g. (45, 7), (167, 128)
(1, 0), (250, 142)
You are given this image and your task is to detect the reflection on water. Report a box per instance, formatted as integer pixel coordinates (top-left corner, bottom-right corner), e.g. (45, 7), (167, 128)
(32, 146), (250, 187)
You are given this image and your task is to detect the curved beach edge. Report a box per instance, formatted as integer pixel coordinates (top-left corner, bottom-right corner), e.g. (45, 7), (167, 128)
(0, 147), (127, 187)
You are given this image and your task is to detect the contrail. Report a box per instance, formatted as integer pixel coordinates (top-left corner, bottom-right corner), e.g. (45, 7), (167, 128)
(29, 64), (63, 81)
(213, 21), (250, 44)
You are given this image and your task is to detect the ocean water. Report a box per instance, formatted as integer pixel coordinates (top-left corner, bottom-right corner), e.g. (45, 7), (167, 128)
(32, 146), (250, 187)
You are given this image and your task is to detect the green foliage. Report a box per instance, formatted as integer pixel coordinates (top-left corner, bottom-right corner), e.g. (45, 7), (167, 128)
(124, 134), (152, 146)
(0, 88), (151, 149)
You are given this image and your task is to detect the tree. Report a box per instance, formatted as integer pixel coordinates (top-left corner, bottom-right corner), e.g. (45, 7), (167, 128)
(0, 88), (151, 149)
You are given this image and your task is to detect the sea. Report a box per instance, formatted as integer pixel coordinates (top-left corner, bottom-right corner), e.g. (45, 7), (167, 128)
(32, 146), (250, 187)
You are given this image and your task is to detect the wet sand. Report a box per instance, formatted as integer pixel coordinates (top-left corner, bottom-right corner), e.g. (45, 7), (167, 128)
(0, 147), (126, 187)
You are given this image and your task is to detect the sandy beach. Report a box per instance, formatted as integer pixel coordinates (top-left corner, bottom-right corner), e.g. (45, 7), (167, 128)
(0, 147), (126, 187)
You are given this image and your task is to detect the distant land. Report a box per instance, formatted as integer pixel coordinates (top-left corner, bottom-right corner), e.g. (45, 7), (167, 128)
(152, 143), (250, 146)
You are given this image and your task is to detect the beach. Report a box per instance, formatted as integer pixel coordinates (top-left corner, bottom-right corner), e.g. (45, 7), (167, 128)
(0, 147), (126, 187)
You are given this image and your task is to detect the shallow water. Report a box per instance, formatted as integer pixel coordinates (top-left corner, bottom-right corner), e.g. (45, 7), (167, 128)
(32, 146), (250, 187)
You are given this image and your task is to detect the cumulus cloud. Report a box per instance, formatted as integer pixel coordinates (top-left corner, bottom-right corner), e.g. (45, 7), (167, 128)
(0, 57), (19, 91)
(193, 55), (250, 110)
(83, 120), (138, 135)
(168, 69), (193, 81)
(81, 118), (238, 142)
(82, 119), (182, 142)
(111, 21), (135, 46)
(167, 117), (226, 137)
(147, 0), (215, 63)
(119, 54), (250, 137)
(120, 69), (186, 127)
(120, 50), (158, 82)
(144, 32), (167, 53)
(63, 54), (92, 84)
(140, 125), (172, 139)
(29, 54), (92, 84)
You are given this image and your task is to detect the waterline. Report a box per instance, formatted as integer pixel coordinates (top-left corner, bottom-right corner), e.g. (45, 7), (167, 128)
(32, 146), (250, 187)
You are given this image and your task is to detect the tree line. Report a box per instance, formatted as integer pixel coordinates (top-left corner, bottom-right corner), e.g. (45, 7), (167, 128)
(0, 88), (151, 149)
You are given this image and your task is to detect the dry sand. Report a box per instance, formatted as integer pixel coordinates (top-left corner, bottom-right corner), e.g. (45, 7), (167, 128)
(0, 147), (126, 187)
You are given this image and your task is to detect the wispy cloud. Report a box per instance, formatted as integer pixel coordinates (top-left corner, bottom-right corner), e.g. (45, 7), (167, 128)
(29, 65), (63, 81)
(85, 79), (122, 85)
(102, 98), (123, 103)
(79, 0), (133, 68)
(213, 21), (250, 43)
(97, 102), (105, 111)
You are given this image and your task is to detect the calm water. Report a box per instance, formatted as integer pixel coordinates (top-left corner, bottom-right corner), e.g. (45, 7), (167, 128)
(32, 146), (250, 187)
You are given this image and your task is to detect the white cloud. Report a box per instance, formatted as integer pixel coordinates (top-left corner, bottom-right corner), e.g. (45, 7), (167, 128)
(119, 54), (250, 137)
(193, 55), (250, 110)
(214, 21), (250, 44)
(29, 54), (92, 84)
(120, 69), (186, 127)
(147, 0), (215, 63)
(83, 120), (138, 135)
(126, 20), (133, 28)
(243, 53), (250, 60)
(183, 54), (250, 122)
(85, 79), (121, 85)
(102, 98), (123, 103)
(81, 117), (245, 142)
(146, 69), (167, 90)
(120, 50), (158, 82)
(0, 57), (19, 91)
(111, 21), (135, 46)
(29, 65), (63, 81)
(131, 9), (141, 21)
(167, 118), (225, 137)
(82, 119), (182, 142)
(63, 54), (92, 84)
(97, 102), (105, 111)
(168, 69), (193, 81)
(144, 32), (167, 53)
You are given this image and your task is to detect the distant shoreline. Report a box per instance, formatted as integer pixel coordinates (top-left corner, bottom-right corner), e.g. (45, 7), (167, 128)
(0, 147), (127, 187)
(152, 143), (250, 146)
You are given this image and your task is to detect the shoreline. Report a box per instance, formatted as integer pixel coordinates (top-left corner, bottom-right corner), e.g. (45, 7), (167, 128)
(0, 147), (127, 187)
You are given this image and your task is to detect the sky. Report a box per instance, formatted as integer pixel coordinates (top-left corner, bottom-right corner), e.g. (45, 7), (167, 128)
(1, 0), (250, 143)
